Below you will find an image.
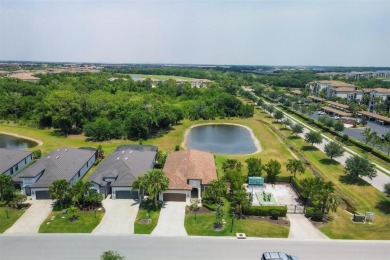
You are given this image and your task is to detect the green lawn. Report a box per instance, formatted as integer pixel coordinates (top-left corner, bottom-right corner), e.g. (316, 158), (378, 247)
(184, 213), (289, 238)
(0, 207), (26, 233)
(134, 207), (161, 234)
(39, 210), (104, 233)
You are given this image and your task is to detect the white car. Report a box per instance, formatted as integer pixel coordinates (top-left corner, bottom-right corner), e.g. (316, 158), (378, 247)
(333, 116), (340, 120)
(317, 111), (325, 115)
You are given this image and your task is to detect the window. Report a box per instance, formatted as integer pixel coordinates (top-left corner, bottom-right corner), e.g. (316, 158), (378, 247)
(15, 165), (18, 171)
(87, 162), (89, 167)
(78, 171), (80, 178)
(10, 168), (13, 175)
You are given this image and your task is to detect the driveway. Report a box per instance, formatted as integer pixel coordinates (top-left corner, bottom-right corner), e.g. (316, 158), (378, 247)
(92, 197), (139, 235)
(287, 214), (329, 240)
(5, 199), (53, 234)
(152, 201), (187, 236)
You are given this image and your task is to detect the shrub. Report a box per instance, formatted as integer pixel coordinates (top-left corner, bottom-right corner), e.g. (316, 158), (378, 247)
(305, 207), (315, 218)
(270, 210), (280, 220)
(243, 206), (287, 217)
(311, 210), (324, 221)
(202, 199), (217, 211)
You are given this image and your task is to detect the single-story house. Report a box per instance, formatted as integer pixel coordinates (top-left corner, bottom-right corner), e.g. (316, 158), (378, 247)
(17, 147), (97, 200)
(161, 149), (217, 203)
(0, 148), (32, 176)
(88, 145), (157, 199)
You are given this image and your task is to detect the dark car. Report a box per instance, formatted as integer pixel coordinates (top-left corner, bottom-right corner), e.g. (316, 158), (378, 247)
(261, 252), (299, 260)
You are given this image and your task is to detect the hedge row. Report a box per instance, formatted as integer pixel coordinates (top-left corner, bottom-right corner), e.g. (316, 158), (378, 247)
(243, 205), (287, 217)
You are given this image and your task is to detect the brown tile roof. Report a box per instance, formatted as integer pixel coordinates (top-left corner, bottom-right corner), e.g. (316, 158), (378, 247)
(322, 106), (352, 117)
(308, 96), (326, 102)
(290, 90), (302, 95)
(325, 100), (350, 109)
(371, 88), (390, 94)
(163, 149), (217, 190)
(358, 111), (390, 123)
(333, 87), (358, 92)
(318, 80), (356, 88)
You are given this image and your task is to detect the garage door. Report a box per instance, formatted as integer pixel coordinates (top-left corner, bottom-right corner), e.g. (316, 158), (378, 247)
(163, 193), (186, 202)
(35, 190), (50, 200)
(115, 190), (138, 199)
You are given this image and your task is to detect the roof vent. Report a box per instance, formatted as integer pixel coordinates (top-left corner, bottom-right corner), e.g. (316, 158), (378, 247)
(117, 157), (120, 160)
(125, 157), (128, 160)
(56, 156), (60, 159)
(65, 149), (68, 152)
(122, 151), (124, 153)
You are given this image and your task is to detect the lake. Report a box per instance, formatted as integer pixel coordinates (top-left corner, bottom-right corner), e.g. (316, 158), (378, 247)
(0, 134), (37, 149)
(185, 124), (259, 154)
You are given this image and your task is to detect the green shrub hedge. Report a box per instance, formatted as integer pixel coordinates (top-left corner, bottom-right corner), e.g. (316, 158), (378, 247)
(243, 205), (287, 217)
(202, 200), (217, 211)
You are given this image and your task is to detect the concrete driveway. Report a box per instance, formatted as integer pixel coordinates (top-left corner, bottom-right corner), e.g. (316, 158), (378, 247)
(5, 199), (53, 234)
(92, 197), (139, 235)
(287, 214), (329, 240)
(152, 201), (187, 236)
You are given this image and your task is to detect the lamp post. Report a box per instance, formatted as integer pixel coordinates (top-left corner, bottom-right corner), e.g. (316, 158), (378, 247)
(230, 212), (235, 233)
(6, 208), (9, 219)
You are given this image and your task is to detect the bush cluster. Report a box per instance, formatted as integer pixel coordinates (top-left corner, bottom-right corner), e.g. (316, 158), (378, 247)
(243, 205), (287, 217)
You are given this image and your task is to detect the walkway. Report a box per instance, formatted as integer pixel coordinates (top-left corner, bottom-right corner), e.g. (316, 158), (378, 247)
(287, 214), (329, 240)
(152, 201), (187, 236)
(5, 199), (53, 234)
(92, 197), (139, 235)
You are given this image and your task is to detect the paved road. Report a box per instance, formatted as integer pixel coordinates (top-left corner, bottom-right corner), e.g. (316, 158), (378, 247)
(152, 201), (187, 236)
(1, 235), (389, 260)
(287, 214), (328, 240)
(92, 198), (139, 235)
(5, 200), (53, 234)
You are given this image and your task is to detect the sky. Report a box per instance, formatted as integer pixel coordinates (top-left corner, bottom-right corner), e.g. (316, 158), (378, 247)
(0, 0), (389, 66)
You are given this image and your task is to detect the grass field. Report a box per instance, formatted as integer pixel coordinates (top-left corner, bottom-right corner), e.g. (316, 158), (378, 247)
(184, 213), (289, 238)
(0, 207), (26, 233)
(134, 207), (161, 234)
(39, 210), (104, 233)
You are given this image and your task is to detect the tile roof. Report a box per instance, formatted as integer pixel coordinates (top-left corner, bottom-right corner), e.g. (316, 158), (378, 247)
(358, 111), (390, 123)
(0, 148), (32, 173)
(318, 80), (356, 88)
(163, 149), (217, 190)
(88, 145), (157, 188)
(325, 100), (350, 109)
(322, 106), (352, 117)
(18, 148), (96, 187)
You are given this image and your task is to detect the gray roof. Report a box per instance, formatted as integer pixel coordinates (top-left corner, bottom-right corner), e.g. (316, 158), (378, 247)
(0, 148), (32, 173)
(19, 147), (96, 188)
(88, 145), (157, 188)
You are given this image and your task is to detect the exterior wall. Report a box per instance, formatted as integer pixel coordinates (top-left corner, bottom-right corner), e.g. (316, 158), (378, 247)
(188, 180), (201, 189)
(21, 171), (44, 194)
(70, 155), (96, 185)
(30, 187), (49, 200)
(2, 154), (32, 176)
(160, 190), (191, 203)
(111, 186), (133, 199)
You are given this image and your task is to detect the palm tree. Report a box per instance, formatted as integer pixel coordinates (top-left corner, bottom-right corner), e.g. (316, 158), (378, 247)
(141, 169), (169, 207)
(286, 159), (305, 178)
(71, 180), (93, 206)
(319, 181), (337, 214)
(49, 179), (70, 208)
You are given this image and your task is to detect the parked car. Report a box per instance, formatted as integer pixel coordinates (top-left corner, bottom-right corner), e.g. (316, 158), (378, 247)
(317, 111), (325, 115)
(333, 116), (340, 120)
(261, 252), (299, 260)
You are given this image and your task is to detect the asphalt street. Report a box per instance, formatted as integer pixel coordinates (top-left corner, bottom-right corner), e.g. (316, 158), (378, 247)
(1, 235), (389, 260)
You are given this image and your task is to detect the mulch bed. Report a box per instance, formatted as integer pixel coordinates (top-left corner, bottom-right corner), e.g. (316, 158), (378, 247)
(245, 215), (290, 227)
(186, 206), (213, 214)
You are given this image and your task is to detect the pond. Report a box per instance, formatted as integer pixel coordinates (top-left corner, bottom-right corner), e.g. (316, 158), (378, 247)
(184, 124), (260, 155)
(0, 133), (37, 149)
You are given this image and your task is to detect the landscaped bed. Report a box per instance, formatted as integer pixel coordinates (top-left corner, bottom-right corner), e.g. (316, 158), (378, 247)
(39, 209), (104, 233)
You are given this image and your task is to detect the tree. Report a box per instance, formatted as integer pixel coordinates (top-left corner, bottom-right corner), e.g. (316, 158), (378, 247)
(383, 131), (390, 155)
(324, 141), (345, 160)
(139, 169), (169, 207)
(371, 132), (383, 150)
(304, 131), (323, 146)
(282, 118), (292, 130)
(361, 117), (368, 126)
(362, 127), (373, 145)
(291, 123), (304, 136)
(274, 110), (284, 122)
(204, 178), (227, 204)
(70, 180), (93, 206)
(245, 157), (263, 177)
(231, 188), (250, 217)
(264, 159), (281, 183)
(32, 149), (42, 159)
(0, 174), (13, 201)
(334, 121), (345, 132)
(345, 155), (377, 181)
(100, 250), (125, 260)
(222, 159), (242, 172)
(384, 182), (390, 197)
(215, 204), (224, 228)
(225, 169), (245, 191)
(300, 178), (338, 214)
(286, 159), (305, 177)
(189, 199), (200, 220)
(48, 179), (70, 208)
